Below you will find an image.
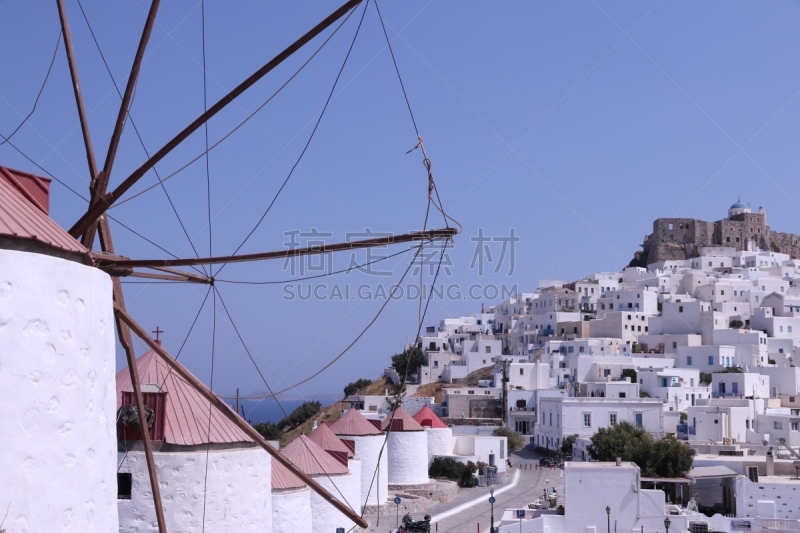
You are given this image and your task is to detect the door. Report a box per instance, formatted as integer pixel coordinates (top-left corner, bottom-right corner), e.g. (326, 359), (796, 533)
(719, 382), (726, 396)
(732, 382), (739, 396)
(691, 394), (695, 406)
(635, 413), (643, 427)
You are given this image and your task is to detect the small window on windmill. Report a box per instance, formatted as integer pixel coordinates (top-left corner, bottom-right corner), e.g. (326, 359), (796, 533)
(117, 472), (133, 500)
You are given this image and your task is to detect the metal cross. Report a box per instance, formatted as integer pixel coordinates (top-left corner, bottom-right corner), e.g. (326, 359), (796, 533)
(152, 326), (163, 342)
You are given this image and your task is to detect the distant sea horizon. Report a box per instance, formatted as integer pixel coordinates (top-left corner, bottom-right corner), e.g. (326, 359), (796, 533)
(232, 393), (343, 424)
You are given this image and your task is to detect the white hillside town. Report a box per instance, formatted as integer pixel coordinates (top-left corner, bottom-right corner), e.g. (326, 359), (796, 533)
(390, 202), (800, 533)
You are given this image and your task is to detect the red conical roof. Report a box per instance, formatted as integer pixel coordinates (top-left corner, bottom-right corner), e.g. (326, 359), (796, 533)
(281, 435), (348, 475)
(116, 349), (251, 446)
(381, 405), (423, 432)
(271, 457), (306, 490)
(412, 405), (448, 429)
(329, 407), (381, 436)
(310, 423), (353, 458)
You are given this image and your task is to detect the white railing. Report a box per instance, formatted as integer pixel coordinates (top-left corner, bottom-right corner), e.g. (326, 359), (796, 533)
(759, 518), (800, 531)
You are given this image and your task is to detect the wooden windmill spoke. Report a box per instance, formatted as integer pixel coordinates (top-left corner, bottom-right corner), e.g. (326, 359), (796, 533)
(68, 0), (364, 239)
(91, 227), (458, 269)
(82, 0), (162, 250)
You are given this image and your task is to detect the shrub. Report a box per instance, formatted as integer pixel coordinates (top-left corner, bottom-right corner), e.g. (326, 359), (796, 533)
(621, 369), (637, 383)
(343, 378), (373, 397)
(277, 400), (321, 429)
(492, 427), (523, 453)
(561, 434), (577, 455)
(429, 458), (479, 487)
(729, 319), (744, 329)
(253, 421), (282, 440)
(429, 457), (465, 480)
(699, 372), (712, 385)
(459, 461), (478, 488)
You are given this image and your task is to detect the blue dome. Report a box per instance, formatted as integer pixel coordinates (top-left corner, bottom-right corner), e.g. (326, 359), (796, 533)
(730, 200), (746, 209)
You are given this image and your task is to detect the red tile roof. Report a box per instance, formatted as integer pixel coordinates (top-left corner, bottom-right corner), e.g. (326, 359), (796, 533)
(116, 349), (252, 446)
(271, 457), (306, 490)
(381, 405), (423, 432)
(329, 407), (381, 436)
(0, 166), (88, 256)
(412, 405), (448, 429)
(309, 423), (353, 458)
(281, 435), (348, 475)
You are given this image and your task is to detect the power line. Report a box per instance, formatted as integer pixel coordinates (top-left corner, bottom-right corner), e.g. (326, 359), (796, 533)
(214, 0), (371, 279)
(0, 29), (62, 146)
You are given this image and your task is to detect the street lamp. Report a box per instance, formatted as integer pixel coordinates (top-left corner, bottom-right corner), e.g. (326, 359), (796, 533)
(488, 487), (496, 533)
(605, 506), (611, 533)
(664, 516), (671, 533)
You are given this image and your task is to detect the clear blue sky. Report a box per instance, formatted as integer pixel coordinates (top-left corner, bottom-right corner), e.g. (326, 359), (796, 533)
(2, 1), (800, 402)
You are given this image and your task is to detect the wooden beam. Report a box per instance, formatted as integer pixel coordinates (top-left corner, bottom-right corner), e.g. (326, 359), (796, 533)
(82, 0), (161, 249)
(68, 0), (363, 239)
(94, 227), (457, 269)
(115, 305), (370, 530)
(56, 0), (99, 186)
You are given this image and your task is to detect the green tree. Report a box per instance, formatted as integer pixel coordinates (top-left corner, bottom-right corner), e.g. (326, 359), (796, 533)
(391, 346), (426, 378)
(253, 421), (282, 440)
(588, 422), (694, 478)
(492, 427), (524, 453)
(729, 319), (744, 329)
(561, 434), (577, 455)
(343, 378), (373, 397)
(621, 368), (637, 383)
(278, 400), (321, 429)
(699, 372), (712, 385)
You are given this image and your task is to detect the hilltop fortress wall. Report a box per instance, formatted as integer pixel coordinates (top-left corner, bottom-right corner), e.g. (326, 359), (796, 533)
(631, 207), (800, 267)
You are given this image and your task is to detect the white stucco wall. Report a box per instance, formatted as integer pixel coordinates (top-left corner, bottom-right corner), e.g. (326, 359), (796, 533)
(343, 435), (388, 508)
(118, 447), (271, 532)
(425, 428), (454, 464)
(0, 249), (118, 533)
(273, 488), (312, 533)
(310, 470), (360, 533)
(387, 431), (429, 485)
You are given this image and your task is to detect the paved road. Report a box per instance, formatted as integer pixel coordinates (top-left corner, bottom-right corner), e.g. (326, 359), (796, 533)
(433, 448), (563, 533)
(362, 448), (563, 533)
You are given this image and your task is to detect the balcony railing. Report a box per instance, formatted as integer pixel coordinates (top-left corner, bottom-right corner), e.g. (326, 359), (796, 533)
(759, 518), (800, 530)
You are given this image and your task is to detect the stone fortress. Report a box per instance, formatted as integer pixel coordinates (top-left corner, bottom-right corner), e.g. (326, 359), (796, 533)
(630, 200), (800, 267)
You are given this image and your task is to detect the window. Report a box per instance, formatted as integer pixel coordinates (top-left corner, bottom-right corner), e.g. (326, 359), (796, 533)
(708, 356), (714, 365)
(774, 421), (784, 430)
(673, 342), (678, 349)
(434, 360), (439, 367)
(549, 413), (552, 426)
(619, 392), (626, 398)
(519, 368), (524, 375)
(679, 306), (684, 312)
(117, 473), (133, 500)
(468, 390), (475, 395)
(791, 422), (799, 431)
(583, 413), (591, 427)
(747, 466), (759, 483)
(516, 399), (527, 409)
(687, 356), (693, 366)
(609, 413), (617, 426)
